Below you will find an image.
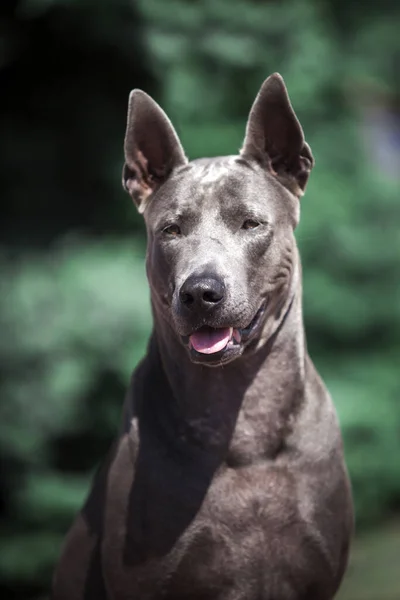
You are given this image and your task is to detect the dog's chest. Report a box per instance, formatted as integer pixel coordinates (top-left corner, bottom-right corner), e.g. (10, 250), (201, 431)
(102, 436), (337, 600)
(103, 443), (296, 598)
(163, 462), (298, 598)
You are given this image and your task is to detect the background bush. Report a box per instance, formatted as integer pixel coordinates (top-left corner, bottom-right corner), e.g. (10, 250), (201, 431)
(0, 0), (399, 598)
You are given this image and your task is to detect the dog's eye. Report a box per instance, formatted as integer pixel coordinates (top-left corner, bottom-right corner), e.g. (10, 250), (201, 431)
(242, 219), (260, 230)
(163, 224), (181, 236)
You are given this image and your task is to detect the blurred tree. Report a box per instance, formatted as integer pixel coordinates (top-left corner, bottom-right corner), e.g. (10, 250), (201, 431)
(0, 1), (154, 598)
(0, 0), (155, 247)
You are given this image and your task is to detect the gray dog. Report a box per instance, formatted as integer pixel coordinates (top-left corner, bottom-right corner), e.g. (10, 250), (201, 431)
(52, 73), (353, 600)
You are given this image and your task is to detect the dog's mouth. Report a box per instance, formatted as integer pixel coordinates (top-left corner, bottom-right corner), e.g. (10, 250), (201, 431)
(190, 326), (239, 355)
(182, 302), (266, 366)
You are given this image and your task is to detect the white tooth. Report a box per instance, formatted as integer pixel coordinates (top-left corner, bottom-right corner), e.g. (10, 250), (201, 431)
(229, 327), (233, 339)
(233, 329), (241, 343)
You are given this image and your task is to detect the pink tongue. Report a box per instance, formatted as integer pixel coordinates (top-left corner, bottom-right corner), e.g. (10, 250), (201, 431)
(190, 327), (232, 354)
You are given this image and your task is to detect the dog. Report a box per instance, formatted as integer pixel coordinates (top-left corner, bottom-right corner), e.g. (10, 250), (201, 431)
(52, 73), (353, 600)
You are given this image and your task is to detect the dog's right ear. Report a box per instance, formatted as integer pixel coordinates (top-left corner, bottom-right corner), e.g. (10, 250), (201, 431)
(241, 73), (314, 197)
(123, 90), (188, 213)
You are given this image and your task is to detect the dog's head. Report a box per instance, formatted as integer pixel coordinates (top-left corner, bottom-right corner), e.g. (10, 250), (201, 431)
(122, 74), (314, 366)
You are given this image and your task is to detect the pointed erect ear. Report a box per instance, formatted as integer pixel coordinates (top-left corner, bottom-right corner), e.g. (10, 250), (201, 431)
(241, 73), (314, 197)
(122, 90), (188, 213)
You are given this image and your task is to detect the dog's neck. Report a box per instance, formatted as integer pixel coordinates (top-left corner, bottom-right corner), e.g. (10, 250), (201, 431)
(122, 264), (312, 561)
(138, 273), (306, 466)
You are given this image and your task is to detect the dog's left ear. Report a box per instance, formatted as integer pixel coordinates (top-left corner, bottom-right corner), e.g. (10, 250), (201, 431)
(123, 90), (188, 213)
(241, 73), (314, 197)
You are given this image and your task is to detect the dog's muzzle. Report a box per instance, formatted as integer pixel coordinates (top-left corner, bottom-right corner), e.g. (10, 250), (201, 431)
(181, 301), (267, 366)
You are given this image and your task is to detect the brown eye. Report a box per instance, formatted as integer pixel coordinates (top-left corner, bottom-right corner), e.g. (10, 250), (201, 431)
(242, 219), (260, 230)
(163, 224), (181, 236)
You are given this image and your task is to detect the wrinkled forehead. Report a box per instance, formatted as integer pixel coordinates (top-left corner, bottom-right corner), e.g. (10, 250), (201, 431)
(146, 156), (281, 225)
(189, 156), (251, 186)
(186, 157), (255, 210)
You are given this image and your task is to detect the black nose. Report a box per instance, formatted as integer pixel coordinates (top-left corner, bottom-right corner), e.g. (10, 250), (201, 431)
(179, 275), (226, 311)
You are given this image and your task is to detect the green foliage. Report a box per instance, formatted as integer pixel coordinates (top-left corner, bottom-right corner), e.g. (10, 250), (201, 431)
(323, 355), (400, 526)
(0, 241), (150, 585)
(337, 519), (400, 600)
(0, 240), (150, 460)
